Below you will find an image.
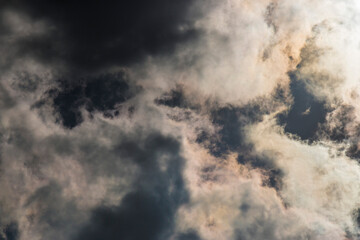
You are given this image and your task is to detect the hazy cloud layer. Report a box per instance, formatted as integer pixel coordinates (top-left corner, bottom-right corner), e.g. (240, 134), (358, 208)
(1, 0), (360, 240)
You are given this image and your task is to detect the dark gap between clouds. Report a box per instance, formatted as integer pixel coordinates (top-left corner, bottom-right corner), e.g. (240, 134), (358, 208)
(156, 88), (284, 192)
(0, 222), (19, 240)
(35, 72), (138, 129)
(277, 72), (328, 141)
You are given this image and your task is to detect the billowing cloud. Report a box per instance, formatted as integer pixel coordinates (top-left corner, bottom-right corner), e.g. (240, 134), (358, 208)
(1, 0), (360, 240)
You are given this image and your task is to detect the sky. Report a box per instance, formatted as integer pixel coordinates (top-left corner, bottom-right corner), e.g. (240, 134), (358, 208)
(0, 0), (360, 239)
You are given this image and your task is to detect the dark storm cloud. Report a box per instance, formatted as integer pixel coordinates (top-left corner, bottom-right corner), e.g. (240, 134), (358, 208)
(73, 133), (191, 240)
(3, 0), (199, 72)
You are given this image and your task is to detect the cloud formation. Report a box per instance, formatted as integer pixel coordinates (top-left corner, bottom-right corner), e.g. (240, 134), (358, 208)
(1, 0), (360, 240)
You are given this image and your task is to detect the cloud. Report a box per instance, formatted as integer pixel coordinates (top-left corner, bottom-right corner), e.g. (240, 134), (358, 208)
(247, 116), (360, 238)
(1, 0), (360, 240)
(72, 133), (190, 240)
(1, 0), (200, 73)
